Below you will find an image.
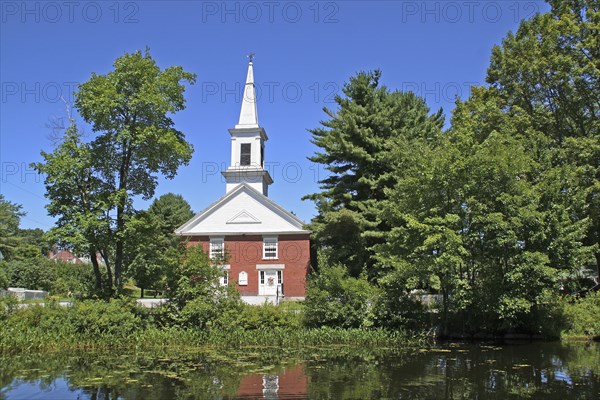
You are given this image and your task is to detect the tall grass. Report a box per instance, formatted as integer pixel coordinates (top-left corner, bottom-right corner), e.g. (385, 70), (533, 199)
(0, 298), (427, 355)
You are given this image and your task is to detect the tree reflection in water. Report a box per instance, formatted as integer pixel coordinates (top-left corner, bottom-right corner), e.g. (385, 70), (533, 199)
(1, 342), (598, 399)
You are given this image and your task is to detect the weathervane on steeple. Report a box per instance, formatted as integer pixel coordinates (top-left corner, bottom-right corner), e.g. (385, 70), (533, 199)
(248, 52), (255, 63)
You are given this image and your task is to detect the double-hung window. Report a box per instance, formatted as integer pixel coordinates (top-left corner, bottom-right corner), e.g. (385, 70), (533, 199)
(219, 270), (228, 286)
(263, 237), (278, 260)
(210, 238), (224, 260)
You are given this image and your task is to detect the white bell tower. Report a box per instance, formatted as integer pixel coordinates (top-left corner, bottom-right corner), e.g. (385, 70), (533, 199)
(222, 54), (273, 196)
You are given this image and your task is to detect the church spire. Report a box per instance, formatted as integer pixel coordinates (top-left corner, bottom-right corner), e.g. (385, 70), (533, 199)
(236, 53), (259, 129)
(223, 55), (273, 196)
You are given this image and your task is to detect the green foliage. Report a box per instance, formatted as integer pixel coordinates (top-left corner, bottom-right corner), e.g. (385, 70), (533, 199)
(148, 193), (194, 234)
(69, 298), (142, 338)
(486, 0), (600, 281)
(0, 293), (19, 322)
(0, 196), (49, 261)
(2, 258), (55, 291)
(0, 265), (8, 289)
(6, 301), (73, 333)
(32, 122), (110, 291)
(563, 292), (600, 338)
(304, 254), (376, 328)
(123, 193), (193, 296)
(303, 0), (599, 336)
(0, 194), (24, 261)
(16, 228), (51, 258)
(216, 302), (303, 331)
(1, 258), (94, 297)
(304, 71), (444, 278)
(123, 211), (173, 295)
(49, 261), (96, 298)
(372, 268), (428, 330)
(166, 245), (241, 329)
(34, 49), (196, 292)
(0, 298), (144, 353)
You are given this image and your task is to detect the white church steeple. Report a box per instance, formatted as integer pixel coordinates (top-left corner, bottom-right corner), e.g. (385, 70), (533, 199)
(222, 55), (273, 196)
(236, 54), (259, 128)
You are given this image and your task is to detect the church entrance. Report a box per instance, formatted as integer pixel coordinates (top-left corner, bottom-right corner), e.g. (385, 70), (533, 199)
(258, 270), (282, 296)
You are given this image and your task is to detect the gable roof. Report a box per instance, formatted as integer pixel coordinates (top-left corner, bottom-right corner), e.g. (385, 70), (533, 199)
(175, 183), (310, 236)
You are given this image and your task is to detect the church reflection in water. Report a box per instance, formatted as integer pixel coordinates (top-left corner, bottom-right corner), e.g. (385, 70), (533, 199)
(235, 364), (307, 399)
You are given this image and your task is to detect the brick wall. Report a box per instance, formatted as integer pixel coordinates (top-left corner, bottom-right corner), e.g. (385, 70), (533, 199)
(185, 234), (310, 297)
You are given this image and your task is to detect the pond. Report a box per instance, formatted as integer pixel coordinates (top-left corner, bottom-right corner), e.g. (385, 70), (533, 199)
(1, 341), (598, 399)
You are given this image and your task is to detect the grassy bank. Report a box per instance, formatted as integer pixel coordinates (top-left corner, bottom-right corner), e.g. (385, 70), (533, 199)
(0, 325), (425, 355)
(0, 298), (427, 355)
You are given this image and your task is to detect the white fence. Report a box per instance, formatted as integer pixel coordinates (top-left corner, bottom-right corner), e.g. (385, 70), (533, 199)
(0, 287), (48, 301)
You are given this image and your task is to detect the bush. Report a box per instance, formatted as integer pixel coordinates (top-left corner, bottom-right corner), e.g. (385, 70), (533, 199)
(0, 264), (8, 289)
(69, 298), (143, 338)
(178, 292), (241, 329)
(304, 254), (376, 328)
(563, 292), (600, 338)
(169, 246), (232, 306)
(0, 294), (19, 321)
(50, 261), (95, 297)
(372, 269), (429, 330)
(3, 258), (55, 291)
(6, 301), (72, 333)
(166, 245), (242, 329)
(216, 302), (303, 331)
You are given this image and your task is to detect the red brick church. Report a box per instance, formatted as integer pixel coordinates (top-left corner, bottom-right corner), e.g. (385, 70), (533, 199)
(176, 58), (311, 304)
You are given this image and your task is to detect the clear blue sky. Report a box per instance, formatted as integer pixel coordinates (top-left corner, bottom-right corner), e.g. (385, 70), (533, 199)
(1, 0), (550, 230)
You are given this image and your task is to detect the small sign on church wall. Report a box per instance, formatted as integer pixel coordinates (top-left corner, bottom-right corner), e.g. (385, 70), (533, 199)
(239, 271), (248, 285)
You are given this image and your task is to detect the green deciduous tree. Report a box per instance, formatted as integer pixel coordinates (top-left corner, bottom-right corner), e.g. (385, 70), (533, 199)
(2, 259), (55, 292)
(168, 245), (240, 328)
(124, 193), (193, 297)
(34, 122), (111, 291)
(486, 0), (600, 281)
(0, 196), (51, 262)
(35, 49), (196, 293)
(304, 253), (376, 328)
(148, 193), (194, 235)
(0, 195), (25, 261)
(374, 0), (598, 331)
(16, 228), (51, 258)
(75, 49), (195, 289)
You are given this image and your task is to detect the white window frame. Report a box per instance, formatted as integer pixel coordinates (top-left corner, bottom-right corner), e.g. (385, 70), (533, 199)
(218, 264), (230, 287)
(209, 237), (224, 260)
(219, 270), (229, 286)
(262, 236), (278, 260)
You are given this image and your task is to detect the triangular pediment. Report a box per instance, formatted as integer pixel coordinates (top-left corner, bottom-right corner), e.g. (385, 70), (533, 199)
(176, 183), (309, 236)
(227, 210), (261, 224)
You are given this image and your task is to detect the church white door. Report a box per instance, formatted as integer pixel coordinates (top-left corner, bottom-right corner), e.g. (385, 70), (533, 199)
(259, 270), (280, 296)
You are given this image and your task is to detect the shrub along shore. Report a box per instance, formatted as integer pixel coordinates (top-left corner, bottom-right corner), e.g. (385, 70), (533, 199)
(2, 292), (598, 357)
(0, 297), (428, 356)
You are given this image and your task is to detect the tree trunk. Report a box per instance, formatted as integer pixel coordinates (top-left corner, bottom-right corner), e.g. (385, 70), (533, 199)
(115, 204), (124, 288)
(89, 248), (102, 291)
(105, 259), (113, 293)
(114, 143), (132, 290)
(141, 287), (144, 298)
(442, 288), (449, 337)
(100, 250), (113, 294)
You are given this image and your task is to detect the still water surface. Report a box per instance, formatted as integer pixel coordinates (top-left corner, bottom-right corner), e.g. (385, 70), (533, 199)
(1, 341), (598, 399)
